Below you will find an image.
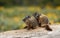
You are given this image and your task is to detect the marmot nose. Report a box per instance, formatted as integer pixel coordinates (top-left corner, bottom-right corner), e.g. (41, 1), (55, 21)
(23, 18), (26, 22)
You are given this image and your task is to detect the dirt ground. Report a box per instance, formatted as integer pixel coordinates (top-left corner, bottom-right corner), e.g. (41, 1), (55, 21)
(0, 24), (60, 38)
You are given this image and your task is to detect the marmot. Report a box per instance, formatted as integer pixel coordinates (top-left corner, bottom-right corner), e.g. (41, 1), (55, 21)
(33, 12), (52, 31)
(23, 16), (39, 30)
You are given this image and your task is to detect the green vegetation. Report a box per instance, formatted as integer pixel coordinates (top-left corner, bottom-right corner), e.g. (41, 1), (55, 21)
(0, 0), (60, 8)
(0, 7), (60, 32)
(0, 0), (60, 32)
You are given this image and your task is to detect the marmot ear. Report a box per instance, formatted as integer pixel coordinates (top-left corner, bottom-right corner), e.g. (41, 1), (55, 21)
(33, 12), (40, 18)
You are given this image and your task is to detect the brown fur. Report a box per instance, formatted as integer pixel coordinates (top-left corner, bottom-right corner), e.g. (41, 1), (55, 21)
(23, 16), (39, 30)
(33, 12), (52, 31)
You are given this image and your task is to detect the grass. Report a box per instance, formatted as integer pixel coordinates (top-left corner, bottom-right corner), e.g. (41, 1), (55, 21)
(0, 6), (60, 32)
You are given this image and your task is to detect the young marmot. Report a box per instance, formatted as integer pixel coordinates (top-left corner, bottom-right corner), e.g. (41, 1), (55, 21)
(33, 12), (52, 31)
(23, 16), (39, 30)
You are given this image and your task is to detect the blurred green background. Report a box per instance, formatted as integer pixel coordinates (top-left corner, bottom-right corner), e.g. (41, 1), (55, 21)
(0, 0), (60, 32)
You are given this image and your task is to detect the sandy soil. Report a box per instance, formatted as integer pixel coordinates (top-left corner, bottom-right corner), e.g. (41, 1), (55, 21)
(0, 24), (60, 38)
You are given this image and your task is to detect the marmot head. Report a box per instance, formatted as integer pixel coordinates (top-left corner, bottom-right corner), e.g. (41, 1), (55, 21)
(33, 12), (41, 20)
(23, 16), (30, 22)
